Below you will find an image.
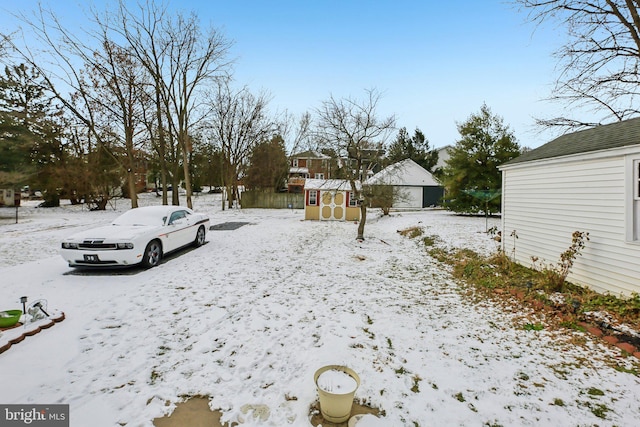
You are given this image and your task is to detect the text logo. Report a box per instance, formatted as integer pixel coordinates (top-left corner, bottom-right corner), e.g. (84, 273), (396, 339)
(0, 405), (69, 427)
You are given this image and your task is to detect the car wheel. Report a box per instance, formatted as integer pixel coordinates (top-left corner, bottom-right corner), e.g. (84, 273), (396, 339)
(142, 240), (162, 268)
(194, 225), (206, 247)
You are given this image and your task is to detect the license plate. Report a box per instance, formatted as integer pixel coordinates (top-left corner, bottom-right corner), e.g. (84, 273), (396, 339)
(84, 254), (99, 262)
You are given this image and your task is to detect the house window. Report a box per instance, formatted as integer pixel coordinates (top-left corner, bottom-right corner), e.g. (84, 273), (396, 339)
(308, 190), (318, 206)
(315, 173), (324, 179)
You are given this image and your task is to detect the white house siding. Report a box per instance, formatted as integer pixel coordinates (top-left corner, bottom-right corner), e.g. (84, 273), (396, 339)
(502, 155), (640, 296)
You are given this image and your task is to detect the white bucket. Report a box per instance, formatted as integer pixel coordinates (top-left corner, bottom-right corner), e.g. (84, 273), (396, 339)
(314, 365), (360, 423)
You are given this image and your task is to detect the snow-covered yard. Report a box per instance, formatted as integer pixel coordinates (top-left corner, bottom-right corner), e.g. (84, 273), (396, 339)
(1, 194), (639, 426)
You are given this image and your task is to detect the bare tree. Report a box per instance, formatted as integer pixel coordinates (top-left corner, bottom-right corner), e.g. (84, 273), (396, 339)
(278, 111), (313, 155)
(0, 34), (9, 58)
(3, 5), (149, 209)
(205, 82), (275, 208)
(363, 184), (409, 216)
(163, 13), (232, 209)
(315, 88), (396, 241)
(115, 1), (171, 204)
(4, 1), (233, 209)
(115, 0), (233, 209)
(86, 41), (150, 208)
(515, 0), (640, 130)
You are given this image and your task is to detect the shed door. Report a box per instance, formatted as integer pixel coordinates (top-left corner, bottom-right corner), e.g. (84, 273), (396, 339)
(320, 191), (345, 220)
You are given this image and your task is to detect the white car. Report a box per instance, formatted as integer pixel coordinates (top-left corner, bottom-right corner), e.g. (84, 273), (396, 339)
(60, 205), (210, 268)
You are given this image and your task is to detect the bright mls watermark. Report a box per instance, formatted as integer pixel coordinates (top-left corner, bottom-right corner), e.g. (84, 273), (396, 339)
(0, 405), (69, 426)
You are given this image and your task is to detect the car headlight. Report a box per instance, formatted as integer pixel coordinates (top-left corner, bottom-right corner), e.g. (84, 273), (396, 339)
(61, 242), (79, 249)
(116, 243), (134, 249)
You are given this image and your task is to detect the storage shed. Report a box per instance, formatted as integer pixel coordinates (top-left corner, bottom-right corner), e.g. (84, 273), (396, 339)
(499, 118), (640, 296)
(0, 189), (17, 206)
(304, 179), (361, 221)
(365, 159), (443, 209)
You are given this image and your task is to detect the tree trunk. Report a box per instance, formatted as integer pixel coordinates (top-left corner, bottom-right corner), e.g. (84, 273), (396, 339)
(233, 183), (240, 208)
(181, 133), (193, 209)
(225, 165), (235, 209)
(357, 204), (366, 241)
(160, 167), (168, 205)
(172, 173), (180, 205)
(350, 176), (366, 241)
(126, 129), (138, 208)
(226, 183), (233, 208)
(156, 95), (168, 206)
(181, 145), (192, 209)
(127, 168), (138, 208)
(158, 132), (169, 205)
(171, 143), (180, 206)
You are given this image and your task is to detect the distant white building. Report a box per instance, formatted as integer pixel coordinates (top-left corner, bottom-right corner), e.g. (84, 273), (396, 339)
(0, 189), (17, 206)
(365, 159), (443, 209)
(433, 145), (452, 174)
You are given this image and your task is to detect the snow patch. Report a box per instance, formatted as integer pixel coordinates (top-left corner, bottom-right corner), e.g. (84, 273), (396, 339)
(316, 369), (358, 394)
(1, 194), (639, 426)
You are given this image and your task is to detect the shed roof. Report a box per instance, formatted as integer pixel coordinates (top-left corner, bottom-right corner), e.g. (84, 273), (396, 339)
(365, 158), (440, 186)
(505, 117), (640, 165)
(304, 179), (360, 191)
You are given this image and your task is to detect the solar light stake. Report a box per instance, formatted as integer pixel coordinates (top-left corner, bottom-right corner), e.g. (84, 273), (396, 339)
(20, 296), (27, 314)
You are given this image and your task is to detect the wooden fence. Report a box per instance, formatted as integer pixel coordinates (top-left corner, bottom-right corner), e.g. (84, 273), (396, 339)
(240, 191), (304, 209)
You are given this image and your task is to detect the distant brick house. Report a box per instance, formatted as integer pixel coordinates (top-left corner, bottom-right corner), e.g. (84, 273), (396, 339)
(133, 150), (149, 192)
(288, 150), (333, 193)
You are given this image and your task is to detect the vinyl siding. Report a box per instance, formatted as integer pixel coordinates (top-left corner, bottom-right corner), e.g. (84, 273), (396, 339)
(502, 155), (640, 296)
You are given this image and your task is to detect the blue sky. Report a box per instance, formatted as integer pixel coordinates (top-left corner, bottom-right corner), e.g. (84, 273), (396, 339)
(1, 0), (566, 149)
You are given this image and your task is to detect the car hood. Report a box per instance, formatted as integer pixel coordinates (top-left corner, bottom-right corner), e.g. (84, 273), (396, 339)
(64, 224), (158, 242)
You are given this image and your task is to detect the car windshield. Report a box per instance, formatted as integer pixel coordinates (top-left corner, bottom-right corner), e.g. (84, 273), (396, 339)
(112, 208), (167, 226)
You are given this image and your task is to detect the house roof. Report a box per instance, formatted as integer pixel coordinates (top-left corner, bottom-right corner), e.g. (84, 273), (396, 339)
(291, 150), (331, 159)
(504, 117), (640, 165)
(365, 158), (440, 186)
(304, 179), (361, 191)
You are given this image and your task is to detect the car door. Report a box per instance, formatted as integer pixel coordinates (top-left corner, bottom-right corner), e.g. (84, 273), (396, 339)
(166, 210), (193, 249)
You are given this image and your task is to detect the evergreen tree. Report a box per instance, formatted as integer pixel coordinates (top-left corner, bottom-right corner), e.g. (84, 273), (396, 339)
(0, 64), (37, 186)
(441, 104), (521, 214)
(188, 134), (227, 192)
(0, 64), (64, 205)
(386, 127), (438, 171)
(244, 135), (289, 192)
